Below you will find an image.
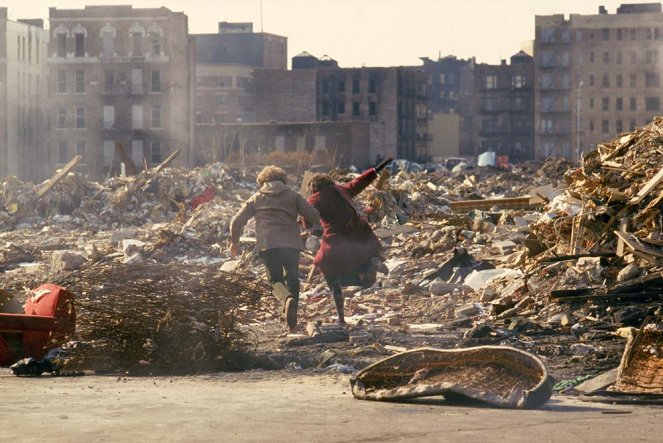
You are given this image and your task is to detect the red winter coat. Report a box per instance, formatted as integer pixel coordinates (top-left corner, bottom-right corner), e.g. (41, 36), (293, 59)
(306, 168), (382, 279)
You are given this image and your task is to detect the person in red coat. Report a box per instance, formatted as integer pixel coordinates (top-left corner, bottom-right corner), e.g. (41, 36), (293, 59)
(305, 158), (392, 324)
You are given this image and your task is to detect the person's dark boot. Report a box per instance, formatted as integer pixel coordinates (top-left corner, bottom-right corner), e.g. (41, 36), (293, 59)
(273, 282), (297, 332)
(332, 290), (345, 325)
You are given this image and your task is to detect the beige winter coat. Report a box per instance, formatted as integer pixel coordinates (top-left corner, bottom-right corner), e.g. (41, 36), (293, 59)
(230, 181), (320, 251)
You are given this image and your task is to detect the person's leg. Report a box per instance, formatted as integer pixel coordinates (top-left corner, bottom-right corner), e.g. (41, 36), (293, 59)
(326, 276), (345, 325)
(259, 249), (292, 326)
(281, 248), (301, 332)
(259, 249), (285, 287)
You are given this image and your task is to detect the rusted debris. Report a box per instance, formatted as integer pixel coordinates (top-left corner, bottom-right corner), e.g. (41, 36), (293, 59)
(351, 346), (553, 409)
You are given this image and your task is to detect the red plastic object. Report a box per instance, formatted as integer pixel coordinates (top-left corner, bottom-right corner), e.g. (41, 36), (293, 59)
(21, 284), (76, 360)
(190, 186), (215, 210)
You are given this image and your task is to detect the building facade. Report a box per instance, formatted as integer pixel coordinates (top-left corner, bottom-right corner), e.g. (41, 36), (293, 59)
(473, 51), (535, 162)
(535, 3), (663, 160)
(0, 8), (49, 181)
(254, 53), (431, 164)
(419, 55), (475, 158)
(192, 22), (287, 126)
(48, 5), (194, 178)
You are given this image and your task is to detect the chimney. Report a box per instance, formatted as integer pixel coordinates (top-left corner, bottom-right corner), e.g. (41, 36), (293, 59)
(599, 5), (607, 14)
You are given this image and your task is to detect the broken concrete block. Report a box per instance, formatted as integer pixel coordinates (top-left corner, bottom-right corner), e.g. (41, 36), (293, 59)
(51, 251), (86, 272)
(220, 259), (241, 273)
(428, 279), (458, 296)
(455, 303), (481, 318)
(616, 263), (641, 282)
(121, 239), (146, 256)
(111, 229), (137, 245)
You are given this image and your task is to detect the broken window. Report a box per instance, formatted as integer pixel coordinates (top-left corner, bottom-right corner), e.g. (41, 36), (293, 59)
(75, 106), (85, 128)
(616, 119), (623, 133)
(338, 79), (345, 92)
(131, 140), (144, 166)
(512, 75), (526, 88)
(369, 79), (376, 94)
(102, 27), (114, 57)
(103, 140), (114, 165)
(57, 70), (67, 93)
(132, 32), (143, 55)
(57, 106), (67, 128)
(151, 106), (162, 128)
(338, 101), (345, 114)
(616, 97), (623, 111)
(602, 28), (610, 40)
(75, 70), (85, 94)
(151, 70), (161, 92)
(132, 105), (144, 129)
(74, 32), (85, 57)
(645, 96), (660, 111)
(131, 69), (143, 94)
(369, 101), (376, 116)
(352, 79), (360, 94)
(617, 28), (623, 41)
(602, 119), (609, 133)
(151, 141), (162, 164)
(103, 105), (115, 130)
(322, 101), (329, 115)
(56, 33), (67, 58)
(352, 101), (360, 116)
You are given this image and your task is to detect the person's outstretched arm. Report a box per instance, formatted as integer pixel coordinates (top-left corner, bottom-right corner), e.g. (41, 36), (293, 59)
(344, 157), (393, 197)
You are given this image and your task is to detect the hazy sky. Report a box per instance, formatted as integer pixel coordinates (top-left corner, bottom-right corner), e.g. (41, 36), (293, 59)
(4, 0), (638, 67)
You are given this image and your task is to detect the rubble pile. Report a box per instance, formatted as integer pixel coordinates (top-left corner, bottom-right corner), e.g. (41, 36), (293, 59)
(51, 263), (265, 374)
(532, 118), (663, 271)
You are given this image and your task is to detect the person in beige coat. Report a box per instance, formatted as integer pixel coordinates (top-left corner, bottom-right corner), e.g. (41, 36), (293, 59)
(230, 165), (320, 332)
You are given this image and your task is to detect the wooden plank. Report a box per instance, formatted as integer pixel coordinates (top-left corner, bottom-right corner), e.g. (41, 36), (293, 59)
(152, 148), (181, 174)
(114, 142), (138, 175)
(449, 196), (540, 212)
(614, 231), (663, 258)
(616, 218), (629, 257)
(36, 155), (82, 198)
(629, 166), (663, 205)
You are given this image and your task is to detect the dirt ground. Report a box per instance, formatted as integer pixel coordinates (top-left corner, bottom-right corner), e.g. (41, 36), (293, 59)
(1, 369), (661, 442)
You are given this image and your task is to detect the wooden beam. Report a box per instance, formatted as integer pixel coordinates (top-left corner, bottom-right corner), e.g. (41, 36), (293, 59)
(36, 155), (82, 198)
(629, 166), (663, 205)
(114, 142), (138, 176)
(449, 196), (541, 212)
(152, 149), (181, 174)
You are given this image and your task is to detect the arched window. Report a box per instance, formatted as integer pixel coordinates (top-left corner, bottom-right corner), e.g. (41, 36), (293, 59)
(147, 24), (163, 56)
(71, 24), (87, 57)
(53, 25), (69, 58)
(129, 24), (145, 56)
(100, 24), (116, 58)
